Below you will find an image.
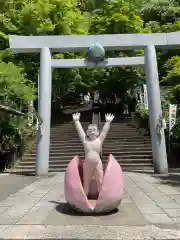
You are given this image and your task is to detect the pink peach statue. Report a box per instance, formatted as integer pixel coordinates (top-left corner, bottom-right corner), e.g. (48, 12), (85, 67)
(64, 113), (124, 213)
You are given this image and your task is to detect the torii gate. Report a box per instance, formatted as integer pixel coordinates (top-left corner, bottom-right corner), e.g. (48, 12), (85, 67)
(9, 32), (180, 176)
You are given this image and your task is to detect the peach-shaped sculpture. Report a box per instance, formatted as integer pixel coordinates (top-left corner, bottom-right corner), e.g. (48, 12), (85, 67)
(64, 154), (124, 213)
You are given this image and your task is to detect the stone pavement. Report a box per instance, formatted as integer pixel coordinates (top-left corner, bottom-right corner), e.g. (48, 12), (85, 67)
(1, 171), (180, 239)
(0, 173), (36, 202)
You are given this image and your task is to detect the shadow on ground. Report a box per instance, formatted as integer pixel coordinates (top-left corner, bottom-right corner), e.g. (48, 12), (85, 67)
(126, 169), (180, 188)
(156, 173), (180, 187)
(7, 171), (60, 177)
(51, 201), (118, 216)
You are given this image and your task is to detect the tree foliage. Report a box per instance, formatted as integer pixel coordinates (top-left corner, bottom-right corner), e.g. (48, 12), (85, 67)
(1, 0), (180, 105)
(3, 0), (180, 166)
(0, 0), (89, 106)
(0, 61), (36, 106)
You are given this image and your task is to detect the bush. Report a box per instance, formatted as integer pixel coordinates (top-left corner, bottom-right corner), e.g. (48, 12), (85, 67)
(0, 60), (37, 170)
(169, 118), (180, 150)
(0, 109), (37, 170)
(0, 61), (36, 105)
(135, 103), (149, 130)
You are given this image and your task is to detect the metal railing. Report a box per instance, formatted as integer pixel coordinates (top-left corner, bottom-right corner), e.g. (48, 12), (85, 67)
(0, 104), (25, 116)
(98, 112), (103, 159)
(92, 112), (97, 125)
(92, 111), (103, 159)
(98, 112), (101, 132)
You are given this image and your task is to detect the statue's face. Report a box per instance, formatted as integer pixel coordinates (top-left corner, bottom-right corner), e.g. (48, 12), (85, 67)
(86, 124), (99, 140)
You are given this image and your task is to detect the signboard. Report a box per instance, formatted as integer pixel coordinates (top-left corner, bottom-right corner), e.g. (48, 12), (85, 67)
(28, 101), (34, 127)
(37, 71), (40, 111)
(143, 84), (148, 109)
(139, 86), (143, 105)
(169, 104), (177, 132)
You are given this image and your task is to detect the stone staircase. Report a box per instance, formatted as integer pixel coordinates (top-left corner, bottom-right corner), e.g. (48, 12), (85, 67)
(101, 121), (153, 170)
(12, 111), (153, 174)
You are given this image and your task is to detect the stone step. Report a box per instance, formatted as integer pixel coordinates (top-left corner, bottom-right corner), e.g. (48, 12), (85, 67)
(31, 145), (152, 151)
(51, 125), (138, 128)
(50, 138), (150, 146)
(49, 142), (151, 146)
(13, 163), (154, 173)
(22, 155), (153, 162)
(30, 144), (152, 151)
(18, 159), (153, 167)
(51, 129), (138, 133)
(16, 161), (153, 168)
(29, 149), (152, 154)
(24, 150), (152, 157)
(51, 134), (143, 138)
(50, 129), (139, 132)
(50, 135), (144, 139)
(50, 133), (141, 137)
(58, 141), (151, 144)
(51, 126), (136, 130)
(51, 126), (139, 130)
(16, 118), (153, 173)
(51, 122), (133, 125)
(51, 129), (137, 132)
(51, 129), (140, 133)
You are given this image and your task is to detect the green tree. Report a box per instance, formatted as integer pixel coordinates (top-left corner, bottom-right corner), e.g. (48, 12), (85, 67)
(0, 61), (36, 108)
(0, 0), (89, 105)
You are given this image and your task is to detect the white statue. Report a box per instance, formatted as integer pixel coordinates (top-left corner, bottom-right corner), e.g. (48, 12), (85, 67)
(72, 112), (114, 196)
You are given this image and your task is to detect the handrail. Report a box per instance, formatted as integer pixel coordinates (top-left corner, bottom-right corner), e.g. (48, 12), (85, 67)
(0, 104), (25, 116)
(92, 111), (103, 159)
(98, 112), (101, 132)
(0, 104), (42, 129)
(91, 112), (101, 129)
(98, 112), (103, 159)
(92, 112), (99, 124)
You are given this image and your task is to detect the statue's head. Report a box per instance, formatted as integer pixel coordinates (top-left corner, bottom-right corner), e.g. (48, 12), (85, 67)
(86, 124), (99, 140)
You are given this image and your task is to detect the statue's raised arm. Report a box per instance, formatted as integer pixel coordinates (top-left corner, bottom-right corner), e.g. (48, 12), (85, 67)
(99, 114), (114, 143)
(72, 113), (85, 142)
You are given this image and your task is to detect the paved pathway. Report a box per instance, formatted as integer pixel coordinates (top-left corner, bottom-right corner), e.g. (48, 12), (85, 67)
(0, 173), (36, 202)
(1, 171), (180, 239)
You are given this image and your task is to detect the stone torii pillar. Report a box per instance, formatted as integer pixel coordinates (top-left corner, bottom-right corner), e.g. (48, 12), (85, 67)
(144, 45), (168, 174)
(36, 47), (52, 176)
